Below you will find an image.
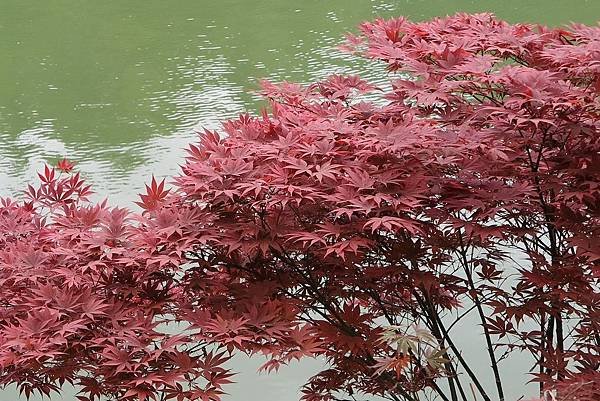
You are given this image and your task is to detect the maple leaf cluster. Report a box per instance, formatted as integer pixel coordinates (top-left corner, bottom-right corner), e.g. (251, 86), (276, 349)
(1, 12), (599, 401)
(0, 170), (240, 401)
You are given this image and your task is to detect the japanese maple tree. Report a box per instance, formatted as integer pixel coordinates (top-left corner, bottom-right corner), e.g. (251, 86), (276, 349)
(1, 12), (599, 401)
(0, 166), (243, 400)
(170, 13), (600, 401)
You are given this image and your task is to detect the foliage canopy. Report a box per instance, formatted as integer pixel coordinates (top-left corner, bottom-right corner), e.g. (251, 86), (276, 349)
(1, 13), (599, 401)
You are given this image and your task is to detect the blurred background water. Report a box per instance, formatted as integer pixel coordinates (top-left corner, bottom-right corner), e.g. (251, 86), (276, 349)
(1, 1), (598, 400)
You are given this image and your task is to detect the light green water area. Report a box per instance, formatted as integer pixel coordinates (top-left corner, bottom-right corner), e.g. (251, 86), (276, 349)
(1, 1), (598, 400)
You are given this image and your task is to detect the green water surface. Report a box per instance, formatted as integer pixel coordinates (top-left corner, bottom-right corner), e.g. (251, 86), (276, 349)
(1, 1), (598, 400)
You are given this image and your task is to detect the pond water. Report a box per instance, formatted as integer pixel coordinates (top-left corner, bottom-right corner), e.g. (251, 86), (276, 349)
(1, 1), (598, 400)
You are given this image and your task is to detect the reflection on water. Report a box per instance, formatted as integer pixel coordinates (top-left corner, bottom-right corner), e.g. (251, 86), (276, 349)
(0, 0), (396, 205)
(1, 1), (599, 400)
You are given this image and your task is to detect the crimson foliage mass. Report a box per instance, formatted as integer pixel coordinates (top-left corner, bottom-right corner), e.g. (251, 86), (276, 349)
(1, 13), (598, 401)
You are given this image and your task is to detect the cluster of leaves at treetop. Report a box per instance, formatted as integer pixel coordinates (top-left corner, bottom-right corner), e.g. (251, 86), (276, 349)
(0, 13), (598, 401)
